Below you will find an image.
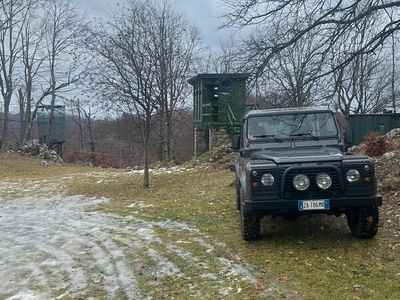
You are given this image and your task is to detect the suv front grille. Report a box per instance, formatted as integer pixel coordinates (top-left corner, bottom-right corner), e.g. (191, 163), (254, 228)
(280, 166), (342, 200)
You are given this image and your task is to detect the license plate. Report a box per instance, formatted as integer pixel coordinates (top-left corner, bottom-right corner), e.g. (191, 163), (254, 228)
(298, 200), (329, 211)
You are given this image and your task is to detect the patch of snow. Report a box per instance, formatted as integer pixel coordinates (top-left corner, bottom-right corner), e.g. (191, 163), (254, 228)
(217, 257), (258, 284)
(175, 240), (192, 244)
(127, 202), (154, 209)
(0, 195), (137, 299)
(382, 151), (396, 160)
(200, 273), (218, 280)
(6, 292), (46, 300)
(191, 237), (215, 252)
(166, 244), (199, 262)
(219, 287), (234, 296)
(147, 249), (182, 278)
(127, 166), (192, 175)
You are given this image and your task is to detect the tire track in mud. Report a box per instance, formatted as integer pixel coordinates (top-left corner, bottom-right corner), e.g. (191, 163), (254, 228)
(0, 175), (291, 299)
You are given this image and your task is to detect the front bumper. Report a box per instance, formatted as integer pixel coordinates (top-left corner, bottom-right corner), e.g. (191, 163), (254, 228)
(243, 195), (382, 213)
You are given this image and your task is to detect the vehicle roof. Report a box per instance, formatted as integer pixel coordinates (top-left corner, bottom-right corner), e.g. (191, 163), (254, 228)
(243, 107), (334, 119)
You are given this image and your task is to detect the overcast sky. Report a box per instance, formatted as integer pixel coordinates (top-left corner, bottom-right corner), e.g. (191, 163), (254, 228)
(75, 0), (239, 50)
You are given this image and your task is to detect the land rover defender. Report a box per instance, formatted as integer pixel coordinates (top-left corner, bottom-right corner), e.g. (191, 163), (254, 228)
(232, 108), (382, 240)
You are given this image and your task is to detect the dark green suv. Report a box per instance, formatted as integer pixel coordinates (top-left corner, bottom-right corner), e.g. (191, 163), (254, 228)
(232, 108), (382, 241)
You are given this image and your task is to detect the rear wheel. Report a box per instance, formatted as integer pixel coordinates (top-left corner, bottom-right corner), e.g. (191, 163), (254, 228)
(240, 190), (260, 240)
(346, 206), (379, 239)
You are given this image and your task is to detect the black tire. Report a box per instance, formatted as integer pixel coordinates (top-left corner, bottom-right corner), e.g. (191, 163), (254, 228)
(240, 190), (260, 240)
(346, 206), (379, 239)
(236, 187), (241, 211)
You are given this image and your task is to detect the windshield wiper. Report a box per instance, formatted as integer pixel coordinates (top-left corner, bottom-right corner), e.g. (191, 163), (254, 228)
(252, 134), (282, 142)
(289, 132), (319, 140)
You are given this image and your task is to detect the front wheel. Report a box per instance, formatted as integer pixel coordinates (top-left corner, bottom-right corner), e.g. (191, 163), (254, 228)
(236, 187), (241, 211)
(240, 190), (260, 240)
(346, 206), (379, 239)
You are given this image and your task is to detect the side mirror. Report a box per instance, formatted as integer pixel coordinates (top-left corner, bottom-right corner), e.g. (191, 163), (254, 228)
(231, 134), (240, 151)
(344, 130), (353, 146)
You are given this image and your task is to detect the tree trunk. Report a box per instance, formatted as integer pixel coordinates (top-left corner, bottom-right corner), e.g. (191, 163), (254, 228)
(48, 89), (56, 144)
(391, 32), (396, 112)
(143, 115), (151, 188)
(18, 89), (25, 146)
(158, 113), (167, 161)
(88, 116), (95, 163)
(1, 98), (11, 148)
(24, 95), (32, 143)
(20, 70), (33, 146)
(26, 104), (41, 140)
(78, 123), (84, 151)
(166, 109), (174, 161)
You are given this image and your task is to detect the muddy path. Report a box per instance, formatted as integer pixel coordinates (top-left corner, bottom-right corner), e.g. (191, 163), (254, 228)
(0, 175), (289, 299)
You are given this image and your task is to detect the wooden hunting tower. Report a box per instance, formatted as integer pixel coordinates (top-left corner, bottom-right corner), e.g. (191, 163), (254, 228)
(188, 73), (249, 157)
(37, 105), (66, 156)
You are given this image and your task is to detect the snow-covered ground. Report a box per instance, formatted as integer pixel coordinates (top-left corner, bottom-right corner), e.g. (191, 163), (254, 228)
(0, 174), (286, 299)
(126, 166), (192, 175)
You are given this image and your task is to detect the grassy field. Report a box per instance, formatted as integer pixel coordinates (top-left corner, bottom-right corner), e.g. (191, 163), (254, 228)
(67, 165), (400, 299)
(1, 153), (399, 299)
(0, 153), (96, 179)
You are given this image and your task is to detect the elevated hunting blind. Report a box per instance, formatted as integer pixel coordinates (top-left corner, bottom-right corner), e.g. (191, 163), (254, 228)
(188, 73), (249, 157)
(188, 73), (249, 131)
(37, 105), (66, 156)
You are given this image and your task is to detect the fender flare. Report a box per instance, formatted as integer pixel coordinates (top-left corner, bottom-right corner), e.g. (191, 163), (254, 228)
(234, 163), (250, 201)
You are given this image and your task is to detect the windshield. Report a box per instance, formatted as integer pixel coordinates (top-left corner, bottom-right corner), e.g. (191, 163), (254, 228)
(247, 112), (338, 140)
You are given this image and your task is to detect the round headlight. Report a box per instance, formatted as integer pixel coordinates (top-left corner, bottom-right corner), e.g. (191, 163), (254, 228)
(346, 169), (360, 182)
(293, 174), (310, 191)
(316, 173), (332, 190)
(261, 173), (274, 186)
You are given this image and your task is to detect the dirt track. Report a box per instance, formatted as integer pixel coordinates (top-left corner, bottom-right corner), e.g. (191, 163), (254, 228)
(0, 175), (284, 299)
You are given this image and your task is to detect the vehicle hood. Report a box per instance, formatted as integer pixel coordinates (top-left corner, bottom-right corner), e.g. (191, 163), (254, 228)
(249, 147), (344, 164)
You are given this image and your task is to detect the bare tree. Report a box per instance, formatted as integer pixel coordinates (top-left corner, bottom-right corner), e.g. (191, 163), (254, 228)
(224, 0), (400, 81)
(15, 0), (85, 146)
(88, 0), (158, 187)
(252, 27), (328, 108)
(330, 16), (392, 115)
(65, 97), (97, 159)
(150, 0), (200, 161)
(383, 6), (400, 112)
(0, 0), (33, 148)
(17, 2), (43, 145)
(42, 0), (86, 143)
(201, 39), (242, 74)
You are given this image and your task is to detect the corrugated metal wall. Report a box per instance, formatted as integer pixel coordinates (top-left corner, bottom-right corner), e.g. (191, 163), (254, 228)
(348, 114), (400, 144)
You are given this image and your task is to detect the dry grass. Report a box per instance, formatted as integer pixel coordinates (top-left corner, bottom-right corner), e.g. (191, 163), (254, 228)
(0, 153), (97, 179)
(1, 153), (399, 299)
(67, 165), (400, 299)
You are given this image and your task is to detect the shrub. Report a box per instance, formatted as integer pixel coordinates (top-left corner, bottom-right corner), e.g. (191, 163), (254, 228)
(363, 132), (388, 157)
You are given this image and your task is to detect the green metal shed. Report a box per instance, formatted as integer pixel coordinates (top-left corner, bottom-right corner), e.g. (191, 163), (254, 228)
(37, 105), (66, 144)
(348, 113), (400, 144)
(188, 73), (249, 131)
